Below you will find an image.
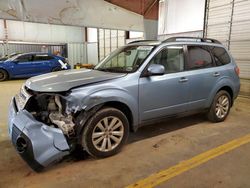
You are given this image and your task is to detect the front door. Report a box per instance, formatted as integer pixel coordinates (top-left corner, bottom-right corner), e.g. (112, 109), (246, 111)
(139, 45), (189, 122)
(12, 54), (34, 77)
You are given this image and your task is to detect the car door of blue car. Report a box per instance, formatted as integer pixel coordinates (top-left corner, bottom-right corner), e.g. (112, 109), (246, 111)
(139, 45), (189, 122)
(32, 54), (54, 75)
(11, 54), (34, 77)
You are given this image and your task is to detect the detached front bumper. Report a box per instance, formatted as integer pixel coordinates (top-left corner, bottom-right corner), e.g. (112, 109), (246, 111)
(8, 98), (70, 171)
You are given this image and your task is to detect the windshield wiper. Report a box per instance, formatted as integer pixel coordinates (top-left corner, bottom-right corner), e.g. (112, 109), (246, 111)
(96, 67), (128, 73)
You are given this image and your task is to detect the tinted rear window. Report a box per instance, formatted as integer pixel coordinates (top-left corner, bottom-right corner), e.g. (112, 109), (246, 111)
(209, 46), (231, 66)
(187, 46), (213, 70)
(34, 55), (54, 61)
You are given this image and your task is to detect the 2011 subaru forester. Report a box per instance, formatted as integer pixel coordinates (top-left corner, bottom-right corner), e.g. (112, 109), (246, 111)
(8, 37), (240, 171)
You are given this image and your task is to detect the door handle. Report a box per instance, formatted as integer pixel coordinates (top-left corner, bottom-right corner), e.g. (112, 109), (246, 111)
(213, 72), (220, 77)
(179, 77), (188, 83)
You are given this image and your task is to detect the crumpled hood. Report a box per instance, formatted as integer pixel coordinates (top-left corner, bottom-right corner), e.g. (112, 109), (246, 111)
(25, 69), (126, 92)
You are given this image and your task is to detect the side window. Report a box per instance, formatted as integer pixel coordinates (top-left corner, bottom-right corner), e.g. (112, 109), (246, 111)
(16, 55), (33, 62)
(187, 46), (213, 70)
(34, 55), (54, 61)
(209, 46), (231, 66)
(149, 46), (184, 73)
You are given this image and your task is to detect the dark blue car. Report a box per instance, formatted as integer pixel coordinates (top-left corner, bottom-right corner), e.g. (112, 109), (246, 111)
(0, 52), (71, 81)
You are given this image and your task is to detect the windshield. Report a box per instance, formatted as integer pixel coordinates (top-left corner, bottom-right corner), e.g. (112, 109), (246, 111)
(95, 45), (155, 73)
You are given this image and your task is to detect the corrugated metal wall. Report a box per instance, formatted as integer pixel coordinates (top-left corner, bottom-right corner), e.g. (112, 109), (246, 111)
(0, 19), (88, 67)
(0, 43), (42, 55)
(98, 29), (125, 61)
(0, 42), (88, 66)
(0, 42), (66, 55)
(204, 0), (250, 96)
(67, 43), (87, 67)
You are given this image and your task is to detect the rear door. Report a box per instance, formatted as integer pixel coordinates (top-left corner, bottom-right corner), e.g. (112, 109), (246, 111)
(32, 54), (54, 74)
(139, 45), (190, 122)
(185, 45), (220, 110)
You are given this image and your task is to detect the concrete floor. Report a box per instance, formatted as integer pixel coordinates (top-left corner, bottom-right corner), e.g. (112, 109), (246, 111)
(0, 80), (250, 188)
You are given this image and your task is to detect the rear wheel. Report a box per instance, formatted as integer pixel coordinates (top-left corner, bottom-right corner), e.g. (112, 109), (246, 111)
(207, 90), (231, 122)
(81, 107), (129, 158)
(0, 69), (8, 81)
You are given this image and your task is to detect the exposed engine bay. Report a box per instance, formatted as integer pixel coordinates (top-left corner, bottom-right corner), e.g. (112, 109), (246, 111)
(48, 96), (75, 137)
(25, 93), (76, 138)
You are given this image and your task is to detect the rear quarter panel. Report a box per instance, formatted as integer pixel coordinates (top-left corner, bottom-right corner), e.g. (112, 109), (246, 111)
(206, 63), (240, 108)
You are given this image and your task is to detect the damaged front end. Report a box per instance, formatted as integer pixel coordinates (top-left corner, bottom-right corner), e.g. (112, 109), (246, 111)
(8, 85), (82, 171)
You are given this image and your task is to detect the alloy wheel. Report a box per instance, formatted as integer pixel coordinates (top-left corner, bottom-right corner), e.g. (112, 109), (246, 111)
(92, 116), (124, 152)
(215, 95), (229, 119)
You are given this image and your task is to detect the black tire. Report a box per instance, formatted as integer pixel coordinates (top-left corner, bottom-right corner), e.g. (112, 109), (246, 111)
(81, 107), (129, 158)
(207, 90), (231, 122)
(0, 69), (8, 81)
(52, 67), (61, 72)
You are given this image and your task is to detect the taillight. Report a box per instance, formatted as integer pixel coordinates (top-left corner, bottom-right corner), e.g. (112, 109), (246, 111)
(235, 66), (240, 76)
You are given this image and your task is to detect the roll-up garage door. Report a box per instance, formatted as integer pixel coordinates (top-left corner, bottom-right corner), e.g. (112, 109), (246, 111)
(204, 0), (250, 96)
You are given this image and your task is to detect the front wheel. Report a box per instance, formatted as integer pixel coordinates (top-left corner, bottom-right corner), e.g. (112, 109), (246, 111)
(81, 107), (129, 158)
(207, 90), (231, 122)
(0, 69), (8, 81)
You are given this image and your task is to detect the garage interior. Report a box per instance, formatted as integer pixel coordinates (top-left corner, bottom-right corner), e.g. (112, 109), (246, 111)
(0, 0), (250, 187)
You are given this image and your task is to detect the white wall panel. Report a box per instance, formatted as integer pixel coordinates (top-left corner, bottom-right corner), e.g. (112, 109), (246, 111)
(6, 20), (85, 43)
(87, 43), (98, 65)
(158, 0), (205, 35)
(87, 28), (98, 43)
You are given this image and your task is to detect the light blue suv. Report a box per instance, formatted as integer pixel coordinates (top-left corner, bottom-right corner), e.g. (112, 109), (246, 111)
(8, 37), (240, 171)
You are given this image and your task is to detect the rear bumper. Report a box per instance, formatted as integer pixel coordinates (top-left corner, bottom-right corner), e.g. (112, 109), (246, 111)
(8, 98), (70, 171)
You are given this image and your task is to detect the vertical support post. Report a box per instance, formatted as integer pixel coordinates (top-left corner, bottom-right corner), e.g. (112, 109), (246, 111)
(97, 28), (100, 62)
(228, 0), (235, 50)
(3, 19), (9, 56)
(203, 0), (210, 38)
(104, 29), (106, 57)
(85, 27), (88, 64)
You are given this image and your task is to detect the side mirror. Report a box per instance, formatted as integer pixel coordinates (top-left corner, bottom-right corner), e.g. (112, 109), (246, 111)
(146, 64), (165, 76)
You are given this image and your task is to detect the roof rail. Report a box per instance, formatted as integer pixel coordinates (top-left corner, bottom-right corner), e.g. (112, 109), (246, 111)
(128, 40), (158, 44)
(162, 37), (221, 44)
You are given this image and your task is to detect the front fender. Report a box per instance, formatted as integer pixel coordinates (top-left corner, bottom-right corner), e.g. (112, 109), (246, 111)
(65, 87), (139, 127)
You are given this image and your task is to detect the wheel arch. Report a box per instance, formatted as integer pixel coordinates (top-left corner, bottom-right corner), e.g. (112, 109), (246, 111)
(101, 101), (134, 132)
(207, 76), (236, 108)
(0, 68), (10, 79)
(75, 100), (136, 142)
(217, 86), (233, 106)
